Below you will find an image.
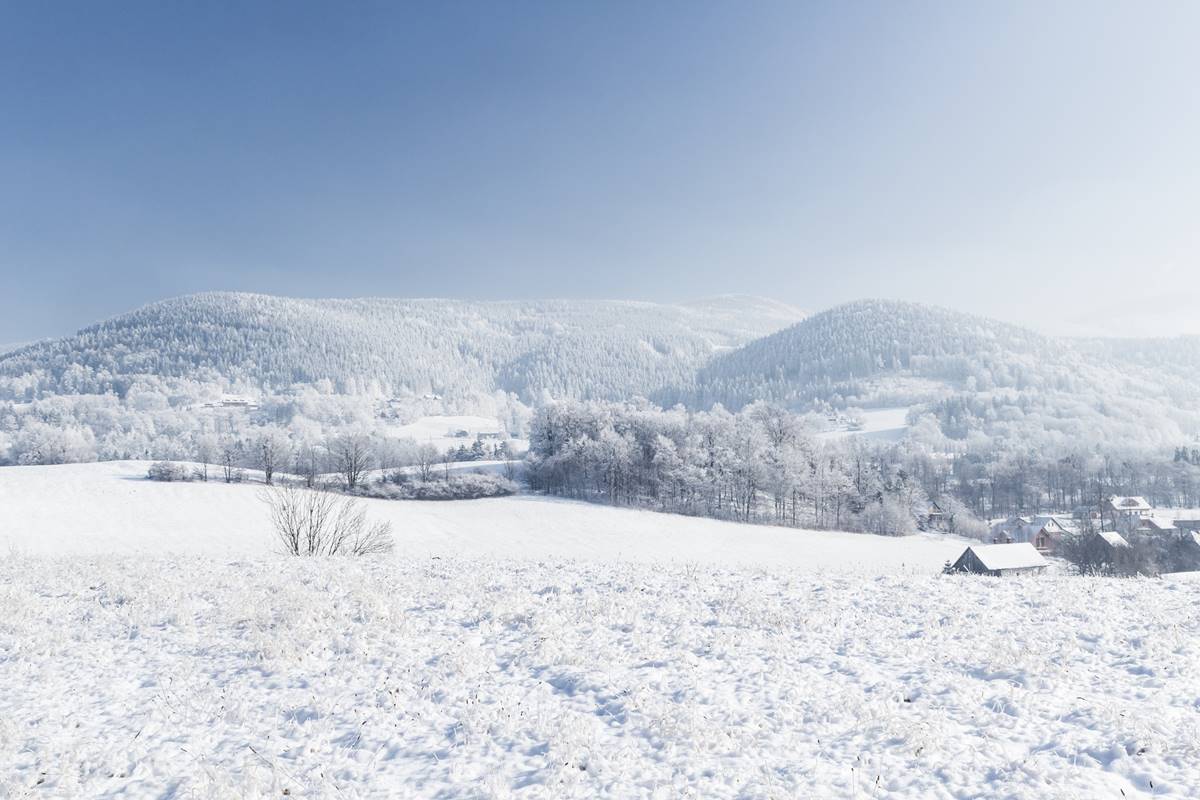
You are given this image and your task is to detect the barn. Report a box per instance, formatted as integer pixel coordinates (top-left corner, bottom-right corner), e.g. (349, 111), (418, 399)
(948, 543), (1048, 577)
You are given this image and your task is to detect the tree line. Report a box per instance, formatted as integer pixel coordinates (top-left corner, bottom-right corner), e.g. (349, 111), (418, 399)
(525, 399), (1200, 537)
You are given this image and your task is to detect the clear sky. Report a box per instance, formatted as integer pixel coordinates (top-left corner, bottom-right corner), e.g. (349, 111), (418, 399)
(3, 1), (1199, 343)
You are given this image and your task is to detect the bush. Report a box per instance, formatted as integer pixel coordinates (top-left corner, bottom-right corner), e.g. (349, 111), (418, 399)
(363, 471), (519, 501)
(147, 461), (195, 482)
(262, 484), (394, 556)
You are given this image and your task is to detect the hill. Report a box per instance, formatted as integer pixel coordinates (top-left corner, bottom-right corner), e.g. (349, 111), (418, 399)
(0, 460), (962, 570)
(0, 292), (804, 403)
(671, 299), (1200, 450)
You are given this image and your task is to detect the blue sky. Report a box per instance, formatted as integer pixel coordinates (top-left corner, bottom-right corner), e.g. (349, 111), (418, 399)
(2, 1), (1199, 342)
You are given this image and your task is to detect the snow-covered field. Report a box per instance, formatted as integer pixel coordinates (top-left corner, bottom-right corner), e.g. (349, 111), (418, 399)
(818, 407), (911, 443)
(0, 461), (964, 572)
(3, 462), (1195, 798)
(386, 415), (527, 453)
(1, 556), (1197, 799)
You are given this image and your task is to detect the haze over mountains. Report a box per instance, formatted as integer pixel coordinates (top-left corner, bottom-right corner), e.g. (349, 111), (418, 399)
(3, 293), (1200, 453)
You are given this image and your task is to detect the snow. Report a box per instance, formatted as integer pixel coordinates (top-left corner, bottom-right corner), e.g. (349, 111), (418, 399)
(964, 543), (1048, 571)
(0, 461), (965, 572)
(818, 406), (911, 442)
(386, 414), (526, 452)
(1, 556), (1198, 798)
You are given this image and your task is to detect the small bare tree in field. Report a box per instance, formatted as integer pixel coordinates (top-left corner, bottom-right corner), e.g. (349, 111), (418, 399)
(329, 433), (372, 490)
(263, 484), (394, 556)
(416, 443), (439, 482)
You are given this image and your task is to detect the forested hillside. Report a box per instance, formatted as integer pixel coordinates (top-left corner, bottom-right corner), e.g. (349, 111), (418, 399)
(5, 294), (1200, 466)
(670, 300), (1200, 450)
(0, 292), (803, 402)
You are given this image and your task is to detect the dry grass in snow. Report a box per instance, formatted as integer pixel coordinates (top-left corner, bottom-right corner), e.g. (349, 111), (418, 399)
(1, 556), (1198, 798)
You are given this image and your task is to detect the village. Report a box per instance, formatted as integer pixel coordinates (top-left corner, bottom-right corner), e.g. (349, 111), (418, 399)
(944, 494), (1200, 577)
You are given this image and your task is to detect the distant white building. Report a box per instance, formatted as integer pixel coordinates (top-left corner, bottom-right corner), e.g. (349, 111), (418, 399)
(200, 394), (260, 411)
(1107, 495), (1151, 518)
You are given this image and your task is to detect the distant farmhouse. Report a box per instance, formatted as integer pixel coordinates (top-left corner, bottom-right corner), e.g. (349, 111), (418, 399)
(948, 543), (1048, 577)
(1106, 495), (1152, 534)
(199, 394), (260, 411)
(990, 515), (1074, 553)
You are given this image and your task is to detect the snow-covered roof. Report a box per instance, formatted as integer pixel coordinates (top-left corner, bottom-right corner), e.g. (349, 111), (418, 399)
(964, 543), (1047, 571)
(1108, 495), (1151, 512)
(1142, 515), (1177, 531)
(1190, 531), (1200, 549)
(1096, 531), (1130, 548)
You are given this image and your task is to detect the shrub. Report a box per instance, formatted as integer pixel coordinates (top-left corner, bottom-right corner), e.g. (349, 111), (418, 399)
(147, 461), (195, 482)
(263, 484), (394, 556)
(363, 472), (518, 501)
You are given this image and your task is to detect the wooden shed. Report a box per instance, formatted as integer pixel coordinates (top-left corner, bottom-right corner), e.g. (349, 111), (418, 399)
(948, 543), (1048, 577)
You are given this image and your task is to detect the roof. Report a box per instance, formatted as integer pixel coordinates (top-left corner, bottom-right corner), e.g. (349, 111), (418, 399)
(1029, 516), (1070, 532)
(1141, 515), (1177, 531)
(1191, 531), (1200, 549)
(1095, 531), (1130, 548)
(1108, 495), (1151, 512)
(963, 543), (1048, 571)
(991, 516), (1030, 532)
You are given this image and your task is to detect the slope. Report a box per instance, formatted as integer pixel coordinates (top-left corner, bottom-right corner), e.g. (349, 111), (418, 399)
(0, 460), (964, 572)
(671, 299), (1200, 449)
(0, 292), (803, 403)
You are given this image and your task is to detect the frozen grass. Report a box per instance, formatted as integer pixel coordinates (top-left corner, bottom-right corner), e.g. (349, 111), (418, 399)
(1, 556), (1198, 798)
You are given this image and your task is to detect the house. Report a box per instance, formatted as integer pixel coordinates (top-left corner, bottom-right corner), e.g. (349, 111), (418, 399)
(1092, 530), (1131, 550)
(989, 515), (1072, 551)
(1028, 516), (1073, 553)
(1074, 530), (1135, 575)
(990, 516), (1031, 544)
(1107, 495), (1152, 516)
(947, 543), (1048, 577)
(1027, 515), (1075, 554)
(922, 501), (948, 532)
(1138, 515), (1178, 534)
(200, 394), (260, 411)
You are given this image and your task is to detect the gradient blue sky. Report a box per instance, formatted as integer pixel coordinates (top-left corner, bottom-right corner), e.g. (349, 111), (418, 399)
(3, 1), (1199, 342)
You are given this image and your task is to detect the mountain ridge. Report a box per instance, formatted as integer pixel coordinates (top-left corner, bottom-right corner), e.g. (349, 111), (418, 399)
(0, 291), (804, 402)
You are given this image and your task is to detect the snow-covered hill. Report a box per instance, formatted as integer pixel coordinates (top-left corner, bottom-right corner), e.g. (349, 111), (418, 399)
(0, 292), (803, 402)
(2, 554), (1196, 798)
(670, 299), (1200, 449)
(0, 461), (963, 571)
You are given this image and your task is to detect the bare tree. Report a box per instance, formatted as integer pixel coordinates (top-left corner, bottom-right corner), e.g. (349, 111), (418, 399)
(195, 433), (219, 482)
(219, 437), (243, 483)
(294, 441), (326, 488)
(416, 443), (439, 482)
(255, 428), (293, 485)
(329, 433), (373, 490)
(263, 484), (394, 556)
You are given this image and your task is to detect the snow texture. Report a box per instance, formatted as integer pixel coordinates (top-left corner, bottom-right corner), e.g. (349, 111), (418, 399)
(0, 556), (1197, 798)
